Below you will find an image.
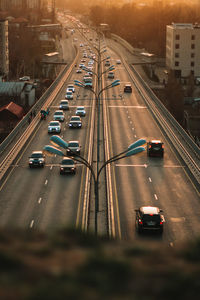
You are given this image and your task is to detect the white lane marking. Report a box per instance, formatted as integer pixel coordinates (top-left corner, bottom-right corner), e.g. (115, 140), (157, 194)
(50, 165), (53, 170)
(30, 220), (34, 228)
(154, 194), (158, 200)
(134, 135), (137, 138)
(149, 177), (152, 182)
(45, 179), (48, 185)
(170, 217), (185, 223)
(108, 105), (147, 108)
(130, 121), (132, 124)
(132, 127), (134, 130)
(169, 242), (174, 247)
(128, 116), (130, 118)
(38, 197), (42, 204)
(115, 164), (148, 167)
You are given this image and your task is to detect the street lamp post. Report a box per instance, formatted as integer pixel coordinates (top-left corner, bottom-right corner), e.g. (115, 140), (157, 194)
(43, 137), (146, 235)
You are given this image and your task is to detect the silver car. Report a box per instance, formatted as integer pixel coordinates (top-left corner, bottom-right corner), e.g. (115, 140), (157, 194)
(53, 110), (65, 122)
(76, 106), (86, 117)
(48, 121), (61, 133)
(59, 100), (69, 110)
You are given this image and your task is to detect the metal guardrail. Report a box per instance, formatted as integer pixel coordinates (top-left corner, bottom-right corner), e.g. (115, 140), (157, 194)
(129, 64), (200, 186)
(0, 45), (78, 155)
(0, 46), (79, 181)
(108, 34), (200, 186)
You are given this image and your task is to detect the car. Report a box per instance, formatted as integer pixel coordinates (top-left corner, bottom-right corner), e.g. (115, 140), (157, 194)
(116, 59), (121, 64)
(67, 140), (81, 155)
(82, 53), (87, 58)
(29, 151), (45, 168)
(76, 69), (82, 73)
(65, 90), (73, 100)
(80, 43), (84, 47)
(81, 59), (86, 63)
(53, 110), (65, 122)
(59, 100), (69, 110)
(105, 60), (110, 66)
(79, 63), (85, 68)
(83, 76), (92, 83)
(48, 121), (61, 133)
(60, 157), (76, 174)
(76, 106), (86, 116)
(147, 140), (164, 157)
(108, 71), (114, 79)
(67, 84), (75, 93)
(83, 77), (93, 88)
(124, 83), (132, 93)
(68, 116), (82, 128)
(135, 206), (164, 234)
(19, 76), (30, 81)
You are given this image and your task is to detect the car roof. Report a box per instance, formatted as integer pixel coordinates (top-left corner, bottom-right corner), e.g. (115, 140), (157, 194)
(54, 110), (63, 113)
(50, 121), (59, 124)
(62, 157), (75, 162)
(140, 206), (160, 214)
(32, 151), (43, 154)
(68, 140), (79, 144)
(76, 106), (84, 109)
(150, 140), (162, 144)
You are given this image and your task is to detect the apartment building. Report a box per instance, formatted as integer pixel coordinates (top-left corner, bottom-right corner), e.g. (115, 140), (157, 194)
(166, 23), (200, 78)
(0, 19), (9, 80)
(0, 0), (45, 10)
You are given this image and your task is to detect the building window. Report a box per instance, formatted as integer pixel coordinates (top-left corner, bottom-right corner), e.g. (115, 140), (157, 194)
(175, 34), (180, 40)
(191, 44), (195, 49)
(191, 61), (194, 67)
(175, 53), (179, 58)
(191, 53), (195, 58)
(191, 35), (195, 40)
(175, 61), (179, 67)
(175, 44), (179, 49)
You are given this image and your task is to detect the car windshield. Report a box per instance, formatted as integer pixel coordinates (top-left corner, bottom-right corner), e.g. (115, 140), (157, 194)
(61, 101), (68, 104)
(62, 159), (74, 165)
(69, 143), (79, 147)
(71, 117), (80, 121)
(151, 143), (162, 149)
(50, 122), (59, 126)
(66, 92), (72, 95)
(77, 107), (84, 111)
(68, 86), (74, 89)
(31, 153), (43, 158)
(142, 214), (161, 222)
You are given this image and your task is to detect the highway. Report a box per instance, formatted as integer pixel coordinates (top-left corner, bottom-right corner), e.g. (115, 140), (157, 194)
(0, 22), (199, 246)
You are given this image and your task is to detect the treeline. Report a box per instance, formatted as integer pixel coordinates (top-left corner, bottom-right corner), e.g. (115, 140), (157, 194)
(89, 3), (200, 56)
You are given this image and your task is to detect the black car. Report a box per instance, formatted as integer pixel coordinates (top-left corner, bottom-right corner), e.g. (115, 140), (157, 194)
(135, 206), (164, 234)
(147, 140), (164, 157)
(124, 83), (132, 93)
(29, 151), (45, 168)
(60, 157), (76, 175)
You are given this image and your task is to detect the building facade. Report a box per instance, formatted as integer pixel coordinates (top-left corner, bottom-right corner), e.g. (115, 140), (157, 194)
(0, 0), (46, 10)
(0, 19), (9, 80)
(166, 23), (200, 78)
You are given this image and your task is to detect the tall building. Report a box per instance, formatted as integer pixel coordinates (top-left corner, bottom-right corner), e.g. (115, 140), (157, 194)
(166, 23), (200, 78)
(0, 19), (9, 80)
(0, 0), (44, 10)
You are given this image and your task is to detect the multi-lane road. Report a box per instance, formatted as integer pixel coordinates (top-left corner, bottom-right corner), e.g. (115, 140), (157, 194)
(0, 25), (199, 246)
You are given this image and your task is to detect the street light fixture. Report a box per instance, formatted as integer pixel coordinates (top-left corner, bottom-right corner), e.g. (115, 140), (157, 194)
(43, 137), (146, 235)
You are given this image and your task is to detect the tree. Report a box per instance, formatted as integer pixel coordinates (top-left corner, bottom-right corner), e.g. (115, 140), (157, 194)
(165, 71), (184, 124)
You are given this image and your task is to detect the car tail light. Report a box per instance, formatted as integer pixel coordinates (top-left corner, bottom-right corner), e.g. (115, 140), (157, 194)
(149, 145), (152, 148)
(160, 221), (163, 225)
(162, 144), (164, 149)
(139, 219), (143, 224)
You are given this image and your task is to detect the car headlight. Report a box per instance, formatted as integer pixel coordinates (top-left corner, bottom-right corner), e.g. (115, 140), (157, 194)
(60, 167), (64, 170)
(29, 161), (33, 164)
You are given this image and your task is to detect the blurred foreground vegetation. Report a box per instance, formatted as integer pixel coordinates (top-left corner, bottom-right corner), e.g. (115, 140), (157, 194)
(0, 228), (200, 299)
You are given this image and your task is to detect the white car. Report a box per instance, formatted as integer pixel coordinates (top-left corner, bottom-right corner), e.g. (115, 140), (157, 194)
(67, 140), (81, 155)
(59, 100), (69, 110)
(48, 121), (61, 133)
(67, 85), (75, 93)
(76, 106), (86, 117)
(108, 71), (114, 79)
(53, 110), (65, 122)
(116, 59), (121, 64)
(65, 90), (73, 100)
